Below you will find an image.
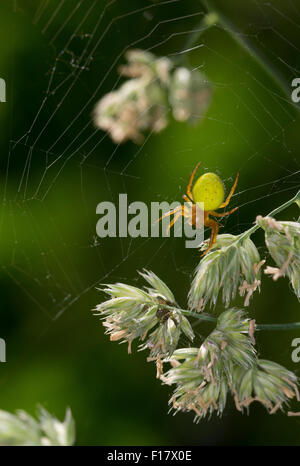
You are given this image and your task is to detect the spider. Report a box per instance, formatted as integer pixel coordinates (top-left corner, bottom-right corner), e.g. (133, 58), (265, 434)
(159, 162), (239, 256)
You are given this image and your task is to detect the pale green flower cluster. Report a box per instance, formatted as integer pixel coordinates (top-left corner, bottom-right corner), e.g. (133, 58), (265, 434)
(162, 310), (298, 421)
(0, 407), (75, 446)
(231, 359), (299, 413)
(257, 216), (300, 299)
(189, 234), (263, 310)
(94, 49), (211, 143)
(169, 66), (211, 123)
(95, 192), (300, 422)
(96, 270), (194, 357)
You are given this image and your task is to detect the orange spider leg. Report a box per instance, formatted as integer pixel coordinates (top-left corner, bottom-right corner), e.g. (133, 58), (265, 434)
(219, 172), (239, 208)
(182, 194), (194, 204)
(156, 205), (183, 223)
(186, 162), (201, 199)
(210, 206), (238, 217)
(201, 216), (219, 257)
(157, 205), (188, 235)
(166, 211), (184, 235)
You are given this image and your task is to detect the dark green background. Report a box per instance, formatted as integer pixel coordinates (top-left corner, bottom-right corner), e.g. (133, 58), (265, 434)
(0, 0), (300, 445)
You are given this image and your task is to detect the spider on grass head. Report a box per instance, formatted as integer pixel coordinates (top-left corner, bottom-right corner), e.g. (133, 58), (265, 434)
(159, 162), (239, 256)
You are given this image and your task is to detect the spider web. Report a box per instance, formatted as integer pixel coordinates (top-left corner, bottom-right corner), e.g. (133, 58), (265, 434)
(1, 0), (300, 327)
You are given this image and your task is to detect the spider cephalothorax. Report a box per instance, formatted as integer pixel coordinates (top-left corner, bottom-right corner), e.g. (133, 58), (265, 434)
(159, 162), (239, 256)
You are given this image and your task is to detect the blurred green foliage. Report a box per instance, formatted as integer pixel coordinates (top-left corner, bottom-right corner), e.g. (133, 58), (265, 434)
(0, 0), (300, 445)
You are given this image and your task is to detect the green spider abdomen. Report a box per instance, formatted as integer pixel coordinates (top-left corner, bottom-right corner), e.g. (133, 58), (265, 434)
(192, 172), (225, 211)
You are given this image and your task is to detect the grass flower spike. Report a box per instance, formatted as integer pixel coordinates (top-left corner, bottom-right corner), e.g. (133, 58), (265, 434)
(0, 407), (75, 446)
(169, 67), (211, 123)
(162, 309), (256, 421)
(163, 347), (229, 421)
(231, 359), (299, 414)
(94, 49), (212, 143)
(162, 310), (299, 420)
(96, 270), (194, 357)
(189, 234), (263, 311)
(94, 50), (171, 143)
(257, 216), (300, 299)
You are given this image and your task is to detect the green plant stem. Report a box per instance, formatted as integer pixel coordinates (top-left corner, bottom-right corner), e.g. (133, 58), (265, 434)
(180, 308), (300, 331)
(184, 2), (300, 112)
(256, 322), (300, 331)
(181, 309), (216, 323)
(176, 12), (218, 66)
(203, 0), (300, 114)
(240, 189), (300, 240)
(207, 2), (292, 100)
(181, 12), (218, 53)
